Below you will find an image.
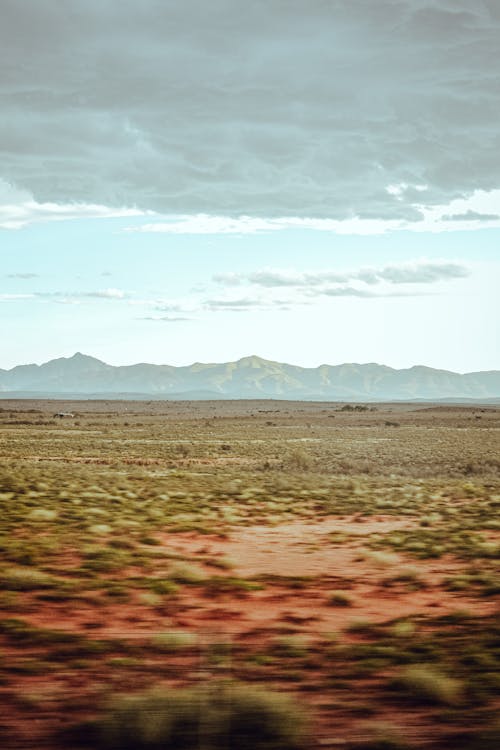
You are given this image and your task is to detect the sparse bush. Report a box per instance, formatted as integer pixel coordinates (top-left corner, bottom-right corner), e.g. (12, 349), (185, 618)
(28, 508), (58, 521)
(151, 629), (198, 652)
(328, 590), (354, 607)
(89, 524), (113, 535)
(175, 443), (191, 458)
(93, 682), (306, 749)
(362, 550), (400, 568)
(1, 567), (55, 591)
(286, 448), (314, 472)
(148, 579), (179, 595)
(208, 556), (235, 570)
(390, 665), (463, 705)
(390, 620), (416, 639)
(137, 592), (162, 607)
(345, 619), (378, 635)
(168, 563), (206, 584)
(384, 568), (423, 590)
(204, 576), (264, 594)
(272, 636), (309, 658)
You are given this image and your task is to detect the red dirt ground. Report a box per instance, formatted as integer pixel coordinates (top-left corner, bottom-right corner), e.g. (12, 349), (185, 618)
(0, 515), (498, 749)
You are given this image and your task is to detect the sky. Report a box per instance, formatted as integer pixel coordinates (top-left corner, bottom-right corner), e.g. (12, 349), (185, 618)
(1, 0), (499, 373)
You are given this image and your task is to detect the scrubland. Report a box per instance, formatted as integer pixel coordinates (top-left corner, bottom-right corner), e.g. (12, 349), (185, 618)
(0, 399), (499, 749)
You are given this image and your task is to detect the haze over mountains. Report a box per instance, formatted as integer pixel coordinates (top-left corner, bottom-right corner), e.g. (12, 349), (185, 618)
(1, 353), (499, 402)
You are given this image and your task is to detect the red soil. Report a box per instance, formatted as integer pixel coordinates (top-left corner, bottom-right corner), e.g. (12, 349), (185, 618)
(1, 515), (498, 749)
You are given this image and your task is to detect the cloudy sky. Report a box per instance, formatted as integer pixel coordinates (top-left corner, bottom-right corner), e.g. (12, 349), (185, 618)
(1, 0), (499, 372)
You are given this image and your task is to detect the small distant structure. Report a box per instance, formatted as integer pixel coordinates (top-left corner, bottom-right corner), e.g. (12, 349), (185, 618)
(54, 412), (75, 419)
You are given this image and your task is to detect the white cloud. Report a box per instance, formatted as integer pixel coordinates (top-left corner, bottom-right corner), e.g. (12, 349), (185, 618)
(127, 215), (284, 235)
(416, 189), (500, 232)
(124, 189), (500, 235)
(214, 261), (469, 288)
(203, 297), (284, 312)
(0, 180), (151, 229)
(138, 315), (193, 322)
(0, 293), (35, 301)
(386, 183), (428, 199)
(85, 288), (126, 299)
(6, 272), (39, 279)
(126, 215), (405, 235)
(12, 288), (130, 303)
(126, 258), (471, 318)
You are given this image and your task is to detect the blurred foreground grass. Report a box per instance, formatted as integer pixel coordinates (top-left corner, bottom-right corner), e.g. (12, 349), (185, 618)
(0, 400), (499, 749)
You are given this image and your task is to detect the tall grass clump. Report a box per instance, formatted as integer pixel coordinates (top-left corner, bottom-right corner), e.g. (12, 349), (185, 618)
(286, 448), (314, 472)
(1, 567), (56, 591)
(93, 682), (306, 749)
(151, 630), (198, 652)
(391, 665), (463, 705)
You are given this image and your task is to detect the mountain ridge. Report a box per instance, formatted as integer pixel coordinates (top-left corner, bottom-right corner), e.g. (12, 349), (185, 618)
(0, 353), (499, 401)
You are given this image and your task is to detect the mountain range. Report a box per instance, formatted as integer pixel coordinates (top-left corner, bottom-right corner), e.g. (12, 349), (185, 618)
(0, 353), (499, 401)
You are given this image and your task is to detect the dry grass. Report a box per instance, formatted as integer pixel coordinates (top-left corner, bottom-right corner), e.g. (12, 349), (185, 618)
(0, 399), (499, 749)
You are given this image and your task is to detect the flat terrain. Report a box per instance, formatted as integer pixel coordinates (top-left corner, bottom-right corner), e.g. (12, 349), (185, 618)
(0, 400), (499, 749)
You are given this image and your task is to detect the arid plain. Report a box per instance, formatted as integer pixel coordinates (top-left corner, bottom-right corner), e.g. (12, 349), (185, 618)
(0, 400), (499, 749)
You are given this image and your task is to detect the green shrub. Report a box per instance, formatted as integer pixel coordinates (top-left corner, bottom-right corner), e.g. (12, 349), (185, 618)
(204, 576), (264, 594)
(168, 563), (206, 584)
(94, 682), (305, 749)
(345, 619), (378, 635)
(390, 621), (416, 639)
(362, 551), (400, 568)
(137, 592), (163, 607)
(28, 508), (58, 521)
(328, 590), (354, 607)
(89, 524), (113, 535)
(0, 567), (56, 591)
(208, 556), (235, 570)
(286, 448), (314, 472)
(391, 665), (463, 705)
(151, 630), (198, 652)
(271, 636), (309, 658)
(148, 579), (179, 595)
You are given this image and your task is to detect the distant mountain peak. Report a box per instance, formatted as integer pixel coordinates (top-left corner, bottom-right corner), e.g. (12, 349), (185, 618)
(70, 352), (103, 362)
(0, 354), (498, 401)
(237, 355), (269, 366)
(39, 352), (108, 372)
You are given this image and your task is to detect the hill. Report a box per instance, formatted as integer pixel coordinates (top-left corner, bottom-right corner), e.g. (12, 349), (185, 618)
(1, 353), (499, 401)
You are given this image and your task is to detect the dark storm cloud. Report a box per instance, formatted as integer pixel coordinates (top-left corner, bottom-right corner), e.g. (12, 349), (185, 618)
(1, 1), (500, 218)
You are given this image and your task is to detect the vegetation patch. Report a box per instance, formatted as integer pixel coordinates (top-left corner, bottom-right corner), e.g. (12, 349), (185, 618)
(89, 682), (306, 750)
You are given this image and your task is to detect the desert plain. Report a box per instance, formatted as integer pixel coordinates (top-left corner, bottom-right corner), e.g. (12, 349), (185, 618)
(0, 399), (499, 749)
